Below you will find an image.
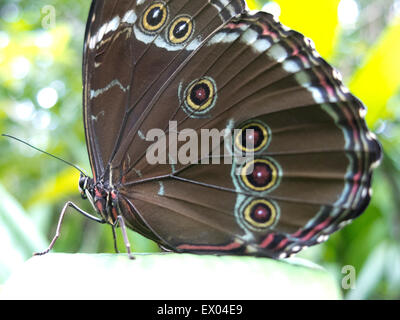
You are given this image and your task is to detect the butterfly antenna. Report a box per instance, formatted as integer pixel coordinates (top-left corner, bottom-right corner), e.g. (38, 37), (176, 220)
(2, 134), (87, 176)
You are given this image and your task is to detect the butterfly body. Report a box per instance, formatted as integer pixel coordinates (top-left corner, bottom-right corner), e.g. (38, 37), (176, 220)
(76, 0), (382, 258)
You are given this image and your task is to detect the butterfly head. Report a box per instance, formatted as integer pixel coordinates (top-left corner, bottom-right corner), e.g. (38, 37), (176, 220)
(78, 173), (91, 200)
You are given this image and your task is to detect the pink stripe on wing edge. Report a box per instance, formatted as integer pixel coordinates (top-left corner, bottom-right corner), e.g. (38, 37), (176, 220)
(177, 241), (242, 251)
(300, 217), (333, 242)
(259, 233), (274, 248)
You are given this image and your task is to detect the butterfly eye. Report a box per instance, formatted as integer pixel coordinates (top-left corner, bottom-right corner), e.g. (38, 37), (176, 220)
(235, 122), (270, 153)
(168, 16), (193, 44)
(184, 77), (217, 115)
(79, 175), (88, 199)
(244, 199), (279, 229)
(142, 2), (168, 33)
(240, 159), (280, 192)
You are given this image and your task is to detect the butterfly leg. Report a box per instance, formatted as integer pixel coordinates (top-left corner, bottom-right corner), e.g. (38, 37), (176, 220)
(111, 225), (120, 254)
(114, 215), (135, 260)
(34, 201), (106, 256)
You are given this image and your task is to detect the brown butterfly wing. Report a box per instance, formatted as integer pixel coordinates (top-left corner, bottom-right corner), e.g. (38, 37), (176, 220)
(83, 0), (246, 181)
(113, 12), (381, 257)
(83, 0), (137, 178)
(82, 0), (247, 243)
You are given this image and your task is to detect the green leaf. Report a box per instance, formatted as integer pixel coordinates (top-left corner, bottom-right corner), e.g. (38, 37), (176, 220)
(0, 184), (47, 284)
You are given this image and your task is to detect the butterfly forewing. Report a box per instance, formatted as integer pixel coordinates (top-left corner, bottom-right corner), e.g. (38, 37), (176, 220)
(83, 0), (246, 181)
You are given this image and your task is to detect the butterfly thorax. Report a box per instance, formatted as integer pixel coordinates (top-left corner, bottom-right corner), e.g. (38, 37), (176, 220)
(79, 174), (119, 225)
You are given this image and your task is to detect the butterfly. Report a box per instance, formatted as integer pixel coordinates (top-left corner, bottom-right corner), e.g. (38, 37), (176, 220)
(35, 0), (381, 259)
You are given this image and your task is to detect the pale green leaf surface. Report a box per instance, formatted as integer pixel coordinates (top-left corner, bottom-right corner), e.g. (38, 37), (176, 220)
(0, 253), (342, 300)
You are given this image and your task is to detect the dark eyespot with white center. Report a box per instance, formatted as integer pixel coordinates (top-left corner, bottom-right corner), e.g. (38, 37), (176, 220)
(168, 16), (193, 44)
(142, 2), (168, 33)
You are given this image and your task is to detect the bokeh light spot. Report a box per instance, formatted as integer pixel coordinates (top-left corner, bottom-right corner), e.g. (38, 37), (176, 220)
(35, 32), (54, 48)
(37, 87), (59, 109)
(33, 110), (52, 130)
(0, 31), (10, 49)
(14, 100), (35, 122)
(262, 2), (281, 18)
(338, 0), (359, 28)
(0, 4), (20, 23)
(11, 57), (31, 79)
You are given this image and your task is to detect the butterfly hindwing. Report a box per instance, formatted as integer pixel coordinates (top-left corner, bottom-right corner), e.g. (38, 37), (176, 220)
(115, 12), (381, 257)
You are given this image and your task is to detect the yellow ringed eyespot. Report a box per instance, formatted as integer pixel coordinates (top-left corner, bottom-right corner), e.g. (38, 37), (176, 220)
(168, 16), (193, 44)
(235, 121), (270, 153)
(240, 158), (279, 192)
(142, 2), (168, 32)
(182, 77), (218, 116)
(244, 199), (278, 229)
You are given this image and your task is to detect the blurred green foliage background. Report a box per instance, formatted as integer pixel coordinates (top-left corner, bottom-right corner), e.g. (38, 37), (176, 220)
(0, 0), (399, 299)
